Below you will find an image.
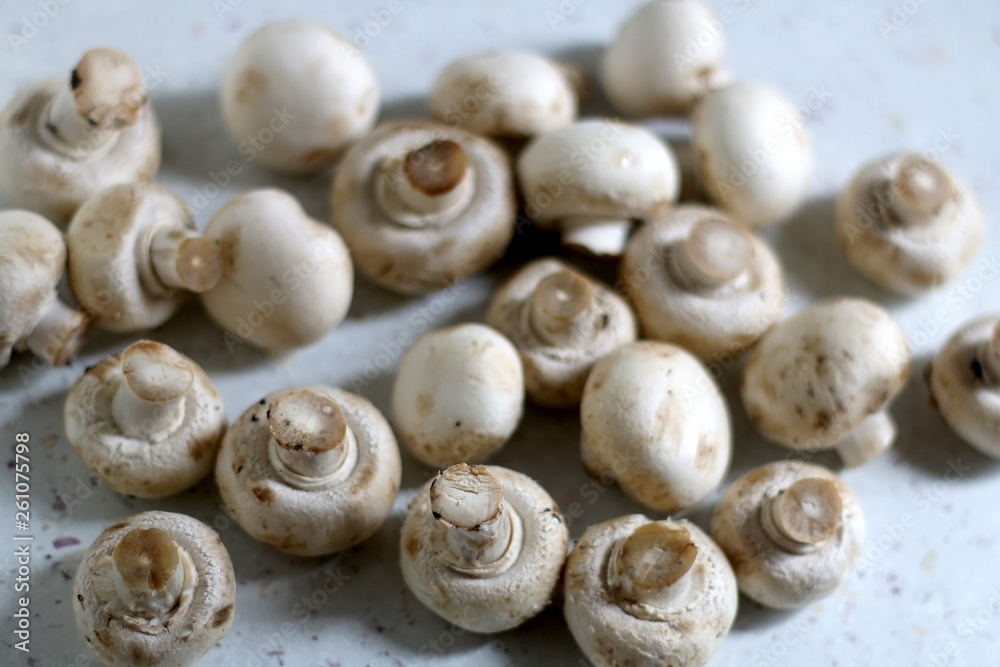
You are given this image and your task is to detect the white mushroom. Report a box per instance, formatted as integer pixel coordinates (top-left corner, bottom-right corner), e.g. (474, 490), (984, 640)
(74, 511), (235, 667)
(692, 82), (812, 228)
(518, 119), (680, 257)
(64, 340), (226, 498)
(392, 323), (524, 468)
(564, 514), (738, 667)
(400, 463), (569, 632)
(620, 204), (785, 361)
(220, 19), (379, 174)
(67, 183), (221, 333)
(0, 210), (90, 368)
(215, 385), (401, 556)
(200, 188), (353, 353)
(602, 0), (728, 117)
(0, 48), (160, 223)
(835, 153), (983, 294)
(741, 298), (910, 467)
(331, 121), (515, 294)
(486, 258), (637, 407)
(580, 340), (731, 512)
(710, 461), (865, 609)
(928, 315), (1000, 458)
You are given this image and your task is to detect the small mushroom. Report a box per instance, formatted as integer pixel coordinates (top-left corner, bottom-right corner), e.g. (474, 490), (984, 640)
(710, 461), (865, 609)
(928, 315), (1000, 458)
(0, 209), (90, 368)
(331, 121), (515, 294)
(620, 204), (785, 360)
(602, 0), (728, 116)
(400, 463), (569, 632)
(564, 514), (738, 667)
(74, 511), (235, 667)
(200, 188), (353, 353)
(486, 257), (637, 407)
(64, 340), (226, 498)
(692, 82), (812, 228)
(0, 48), (161, 223)
(580, 340), (731, 512)
(835, 153), (983, 294)
(67, 183), (221, 333)
(517, 119), (680, 257)
(741, 298), (910, 467)
(392, 323), (524, 467)
(220, 19), (379, 174)
(215, 385), (401, 556)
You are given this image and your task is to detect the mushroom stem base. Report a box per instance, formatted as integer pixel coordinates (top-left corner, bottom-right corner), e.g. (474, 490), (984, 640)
(24, 299), (90, 367)
(833, 411), (896, 467)
(149, 227), (222, 294)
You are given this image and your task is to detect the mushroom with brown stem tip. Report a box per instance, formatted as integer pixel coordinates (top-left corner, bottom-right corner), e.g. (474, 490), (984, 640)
(331, 121), (516, 294)
(0, 48), (161, 223)
(580, 340), (731, 513)
(215, 385), (401, 556)
(67, 183), (221, 333)
(710, 461), (865, 609)
(741, 298), (911, 467)
(74, 511), (235, 667)
(487, 258), (637, 407)
(400, 463), (569, 632)
(564, 515), (738, 667)
(928, 315), (1000, 458)
(835, 153), (983, 294)
(64, 340), (226, 498)
(621, 205), (785, 361)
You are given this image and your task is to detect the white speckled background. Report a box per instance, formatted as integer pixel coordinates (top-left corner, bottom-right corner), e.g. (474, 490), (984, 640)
(2, 1), (999, 665)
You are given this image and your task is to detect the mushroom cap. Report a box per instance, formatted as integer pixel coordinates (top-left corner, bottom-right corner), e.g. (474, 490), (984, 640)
(602, 0), (727, 116)
(929, 316), (1000, 458)
(392, 323), (525, 467)
(741, 298), (910, 450)
(74, 511), (235, 667)
(564, 515), (737, 667)
(835, 152), (983, 294)
(215, 385), (401, 556)
(580, 340), (731, 512)
(200, 188), (354, 353)
(64, 341), (226, 498)
(692, 81), (811, 228)
(710, 461), (865, 608)
(486, 257), (637, 407)
(429, 51), (578, 138)
(220, 19), (379, 174)
(331, 121), (515, 294)
(400, 465), (569, 632)
(621, 205), (785, 360)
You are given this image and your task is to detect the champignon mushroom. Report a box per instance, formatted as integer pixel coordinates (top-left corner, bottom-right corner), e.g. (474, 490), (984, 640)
(692, 82), (811, 228)
(620, 204), (785, 361)
(0, 48), (160, 223)
(486, 258), (637, 407)
(602, 0), (728, 117)
(64, 340), (226, 498)
(564, 514), (737, 667)
(0, 209), (90, 368)
(331, 121), (516, 294)
(835, 153), (983, 294)
(200, 188), (353, 353)
(518, 119), (680, 257)
(74, 511), (235, 667)
(580, 340), (731, 512)
(215, 385), (401, 556)
(220, 19), (379, 174)
(400, 463), (568, 632)
(66, 183), (221, 333)
(741, 298), (910, 467)
(710, 461), (865, 609)
(928, 315), (1000, 458)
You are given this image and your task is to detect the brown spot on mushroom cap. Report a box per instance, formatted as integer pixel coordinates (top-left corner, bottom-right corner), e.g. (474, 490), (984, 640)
(120, 340), (195, 402)
(774, 477), (843, 546)
(252, 486), (274, 504)
(111, 527), (179, 591)
(211, 604), (234, 628)
(235, 67), (268, 104)
(403, 140), (468, 196)
(267, 389), (347, 453)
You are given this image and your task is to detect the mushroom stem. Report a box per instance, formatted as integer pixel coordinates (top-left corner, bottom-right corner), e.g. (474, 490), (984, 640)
(43, 84), (114, 155)
(267, 389), (357, 482)
(976, 321), (1000, 386)
(669, 217), (752, 290)
(24, 299), (90, 367)
(886, 156), (953, 227)
(148, 227), (223, 294)
(608, 522), (698, 611)
(833, 410), (897, 468)
(560, 217), (631, 257)
(379, 140), (474, 226)
(111, 341), (193, 441)
(760, 478), (843, 554)
(430, 464), (515, 568)
(111, 527), (186, 618)
(529, 270), (598, 348)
